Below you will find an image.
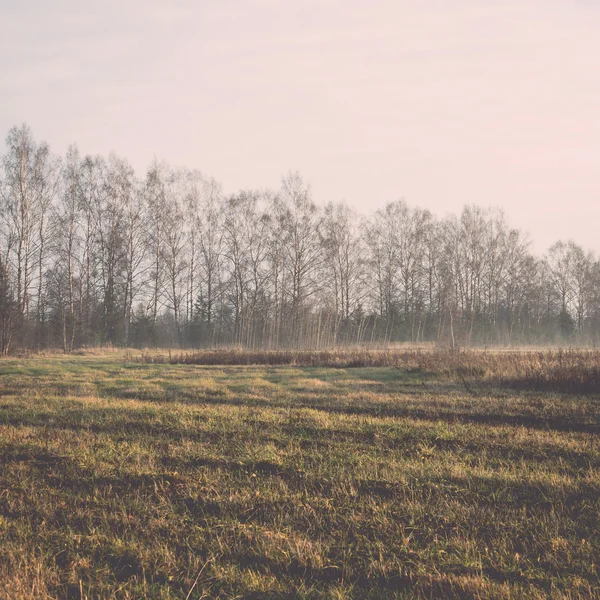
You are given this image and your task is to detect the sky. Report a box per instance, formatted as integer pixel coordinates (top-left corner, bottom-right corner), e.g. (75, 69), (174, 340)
(1, 0), (599, 254)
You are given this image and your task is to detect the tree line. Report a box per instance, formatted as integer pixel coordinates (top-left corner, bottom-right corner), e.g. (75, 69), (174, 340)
(0, 123), (598, 353)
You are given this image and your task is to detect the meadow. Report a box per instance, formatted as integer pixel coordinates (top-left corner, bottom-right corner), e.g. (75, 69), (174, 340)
(0, 349), (598, 599)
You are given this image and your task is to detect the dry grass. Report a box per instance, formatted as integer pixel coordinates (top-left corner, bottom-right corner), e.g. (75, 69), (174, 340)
(136, 347), (600, 394)
(0, 352), (598, 598)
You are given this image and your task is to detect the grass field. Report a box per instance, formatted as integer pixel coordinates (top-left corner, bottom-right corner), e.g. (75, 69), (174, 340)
(0, 350), (599, 599)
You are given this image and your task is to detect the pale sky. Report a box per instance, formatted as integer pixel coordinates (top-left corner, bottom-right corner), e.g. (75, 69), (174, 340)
(1, 0), (599, 254)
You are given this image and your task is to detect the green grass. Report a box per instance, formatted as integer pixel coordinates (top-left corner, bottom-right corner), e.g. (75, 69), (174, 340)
(0, 353), (599, 599)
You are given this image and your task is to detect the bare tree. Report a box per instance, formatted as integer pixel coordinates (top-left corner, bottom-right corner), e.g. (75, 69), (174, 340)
(321, 201), (365, 342)
(145, 160), (168, 327)
(161, 169), (188, 343)
(195, 177), (224, 344)
(277, 173), (323, 346)
(52, 145), (81, 352)
(121, 166), (147, 345)
(1, 125), (58, 345)
(223, 190), (271, 346)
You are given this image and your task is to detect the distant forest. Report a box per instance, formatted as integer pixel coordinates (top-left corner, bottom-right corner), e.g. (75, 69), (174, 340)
(0, 123), (598, 353)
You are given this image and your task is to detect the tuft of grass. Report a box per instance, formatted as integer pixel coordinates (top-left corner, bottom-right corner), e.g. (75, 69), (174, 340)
(0, 352), (598, 598)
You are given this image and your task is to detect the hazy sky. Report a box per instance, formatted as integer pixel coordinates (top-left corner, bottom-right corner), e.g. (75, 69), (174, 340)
(1, 0), (599, 254)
